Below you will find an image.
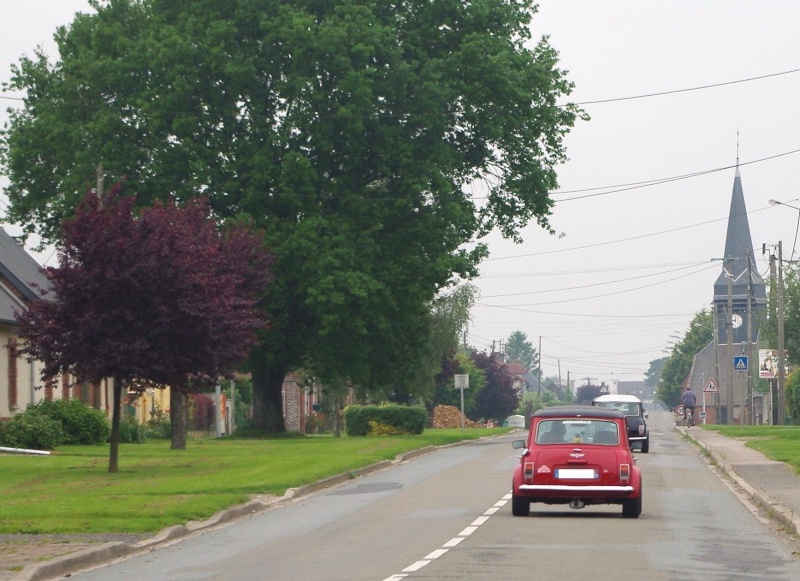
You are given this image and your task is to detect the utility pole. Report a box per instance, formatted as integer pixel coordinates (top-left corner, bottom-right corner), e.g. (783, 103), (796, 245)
(777, 241), (786, 424)
(713, 302), (720, 423)
(746, 252), (753, 425)
(726, 266), (734, 424)
(537, 335), (542, 395)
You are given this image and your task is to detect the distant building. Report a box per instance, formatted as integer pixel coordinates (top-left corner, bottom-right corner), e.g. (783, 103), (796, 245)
(685, 165), (767, 424)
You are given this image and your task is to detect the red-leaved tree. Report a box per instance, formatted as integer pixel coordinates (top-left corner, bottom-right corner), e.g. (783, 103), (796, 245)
(16, 184), (272, 471)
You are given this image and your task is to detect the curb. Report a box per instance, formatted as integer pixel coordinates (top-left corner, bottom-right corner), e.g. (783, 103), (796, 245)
(13, 444), (444, 581)
(681, 427), (800, 537)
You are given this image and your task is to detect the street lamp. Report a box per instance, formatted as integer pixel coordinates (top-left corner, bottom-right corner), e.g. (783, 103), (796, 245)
(769, 199), (800, 261)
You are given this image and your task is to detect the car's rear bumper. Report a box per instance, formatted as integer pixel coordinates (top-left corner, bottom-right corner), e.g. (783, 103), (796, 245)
(519, 484), (634, 493)
(628, 435), (647, 441)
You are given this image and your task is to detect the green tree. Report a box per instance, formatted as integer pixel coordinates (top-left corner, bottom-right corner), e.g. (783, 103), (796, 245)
(516, 390), (558, 427)
(389, 284), (479, 405)
(781, 264), (800, 367)
(645, 357), (667, 388)
(786, 368), (800, 424)
(656, 310), (714, 409)
(431, 351), (486, 417)
(505, 331), (539, 371)
(1, 0), (581, 432)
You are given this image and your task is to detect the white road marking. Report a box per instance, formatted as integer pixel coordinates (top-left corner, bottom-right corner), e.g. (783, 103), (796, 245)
(402, 561), (430, 572)
(442, 537), (465, 548)
(381, 493), (509, 580)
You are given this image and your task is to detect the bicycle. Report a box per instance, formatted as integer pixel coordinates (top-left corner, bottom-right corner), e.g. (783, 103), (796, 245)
(684, 407), (694, 428)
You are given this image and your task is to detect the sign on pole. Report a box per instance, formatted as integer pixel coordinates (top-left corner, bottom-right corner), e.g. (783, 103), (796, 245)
(704, 378), (719, 393)
(733, 356), (748, 371)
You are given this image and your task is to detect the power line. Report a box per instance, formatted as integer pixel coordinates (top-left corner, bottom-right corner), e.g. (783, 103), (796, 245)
(484, 205), (772, 262)
(552, 149), (800, 202)
(480, 262), (710, 298)
(566, 67), (800, 106)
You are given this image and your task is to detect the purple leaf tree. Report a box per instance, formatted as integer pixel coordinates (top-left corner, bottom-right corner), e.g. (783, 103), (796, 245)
(17, 183), (272, 471)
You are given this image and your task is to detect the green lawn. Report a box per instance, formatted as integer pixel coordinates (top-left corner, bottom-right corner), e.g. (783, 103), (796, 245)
(0, 428), (511, 535)
(702, 424), (800, 474)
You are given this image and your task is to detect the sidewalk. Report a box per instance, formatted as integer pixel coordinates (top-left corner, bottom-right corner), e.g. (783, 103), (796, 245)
(681, 425), (800, 536)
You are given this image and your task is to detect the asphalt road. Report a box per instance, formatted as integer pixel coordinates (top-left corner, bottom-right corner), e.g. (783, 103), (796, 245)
(68, 411), (800, 581)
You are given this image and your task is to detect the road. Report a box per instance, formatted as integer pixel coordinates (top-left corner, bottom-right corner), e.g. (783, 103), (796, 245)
(70, 411), (800, 581)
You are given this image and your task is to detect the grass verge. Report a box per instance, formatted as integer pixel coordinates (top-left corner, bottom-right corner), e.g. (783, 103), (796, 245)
(701, 424), (800, 475)
(0, 428), (511, 535)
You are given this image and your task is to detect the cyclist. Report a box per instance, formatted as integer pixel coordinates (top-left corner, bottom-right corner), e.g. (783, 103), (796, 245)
(681, 386), (697, 427)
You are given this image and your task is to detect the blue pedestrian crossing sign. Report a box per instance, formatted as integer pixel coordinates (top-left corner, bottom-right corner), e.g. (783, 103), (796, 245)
(733, 356), (748, 370)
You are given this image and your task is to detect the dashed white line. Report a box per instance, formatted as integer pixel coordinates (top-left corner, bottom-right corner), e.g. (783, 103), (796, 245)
(442, 537), (465, 548)
(380, 492), (510, 581)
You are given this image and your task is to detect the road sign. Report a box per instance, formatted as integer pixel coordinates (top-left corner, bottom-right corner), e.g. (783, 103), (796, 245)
(674, 405), (685, 416)
(704, 378), (719, 393)
(733, 356), (748, 370)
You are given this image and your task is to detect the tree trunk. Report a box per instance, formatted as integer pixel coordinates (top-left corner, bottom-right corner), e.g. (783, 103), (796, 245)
(108, 376), (122, 473)
(170, 390), (188, 450)
(251, 347), (287, 433)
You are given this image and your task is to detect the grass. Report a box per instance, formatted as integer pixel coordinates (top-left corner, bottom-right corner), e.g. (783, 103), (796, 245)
(702, 424), (800, 475)
(0, 428), (511, 535)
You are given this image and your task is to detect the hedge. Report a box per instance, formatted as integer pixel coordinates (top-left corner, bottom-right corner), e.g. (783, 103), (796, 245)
(344, 404), (427, 436)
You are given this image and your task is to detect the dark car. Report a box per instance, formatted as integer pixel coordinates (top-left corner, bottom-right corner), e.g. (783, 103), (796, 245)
(511, 405), (643, 518)
(592, 394), (650, 453)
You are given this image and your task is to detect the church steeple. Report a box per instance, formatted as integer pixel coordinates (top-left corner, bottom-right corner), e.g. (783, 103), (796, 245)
(712, 165), (767, 344)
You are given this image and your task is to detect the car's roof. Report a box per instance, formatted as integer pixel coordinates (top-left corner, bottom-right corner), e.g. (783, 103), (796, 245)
(593, 394), (642, 403)
(532, 405), (624, 419)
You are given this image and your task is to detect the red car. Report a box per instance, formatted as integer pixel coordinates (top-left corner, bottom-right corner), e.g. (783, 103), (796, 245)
(511, 405), (642, 518)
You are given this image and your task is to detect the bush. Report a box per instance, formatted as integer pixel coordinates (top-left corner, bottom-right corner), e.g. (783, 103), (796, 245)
(367, 420), (407, 436)
(787, 369), (800, 424)
(145, 404), (171, 439)
(344, 404), (427, 436)
(0, 410), (65, 450)
(32, 399), (110, 445)
(119, 416), (148, 443)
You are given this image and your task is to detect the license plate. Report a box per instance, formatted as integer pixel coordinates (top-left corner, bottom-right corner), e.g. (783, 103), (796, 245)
(555, 468), (597, 479)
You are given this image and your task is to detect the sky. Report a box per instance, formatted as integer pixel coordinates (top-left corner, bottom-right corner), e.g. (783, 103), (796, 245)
(2, 1), (800, 390)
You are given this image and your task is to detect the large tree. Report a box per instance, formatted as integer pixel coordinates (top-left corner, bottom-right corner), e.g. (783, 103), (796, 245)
(656, 310), (714, 409)
(505, 330), (539, 371)
(16, 185), (271, 471)
(1, 0), (581, 431)
(472, 351), (520, 422)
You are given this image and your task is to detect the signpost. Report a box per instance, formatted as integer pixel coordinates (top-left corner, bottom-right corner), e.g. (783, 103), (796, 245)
(454, 374), (469, 430)
(703, 378), (719, 425)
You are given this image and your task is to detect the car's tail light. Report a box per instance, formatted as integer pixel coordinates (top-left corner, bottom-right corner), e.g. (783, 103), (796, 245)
(524, 462), (534, 483)
(638, 425), (645, 436)
(619, 463), (630, 483)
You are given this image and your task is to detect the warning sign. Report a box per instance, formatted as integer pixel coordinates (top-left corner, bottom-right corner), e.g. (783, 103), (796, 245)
(704, 378), (719, 393)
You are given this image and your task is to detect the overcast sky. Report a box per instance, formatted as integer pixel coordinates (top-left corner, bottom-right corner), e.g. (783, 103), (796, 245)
(3, 2), (800, 390)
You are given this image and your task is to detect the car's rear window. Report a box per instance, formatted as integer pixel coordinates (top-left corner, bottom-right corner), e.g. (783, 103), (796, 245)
(594, 401), (640, 416)
(535, 419), (619, 445)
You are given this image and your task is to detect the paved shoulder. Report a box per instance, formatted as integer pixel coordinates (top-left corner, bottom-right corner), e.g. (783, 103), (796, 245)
(683, 426), (800, 536)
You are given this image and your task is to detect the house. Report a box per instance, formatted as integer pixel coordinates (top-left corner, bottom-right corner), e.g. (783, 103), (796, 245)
(0, 227), (115, 421)
(0, 227), (54, 419)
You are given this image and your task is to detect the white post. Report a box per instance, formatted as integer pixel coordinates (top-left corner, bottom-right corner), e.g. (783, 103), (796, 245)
(230, 380), (236, 434)
(215, 381), (222, 437)
(454, 374), (469, 430)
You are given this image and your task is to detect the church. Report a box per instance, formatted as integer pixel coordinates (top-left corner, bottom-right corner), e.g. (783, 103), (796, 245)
(683, 165), (768, 424)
